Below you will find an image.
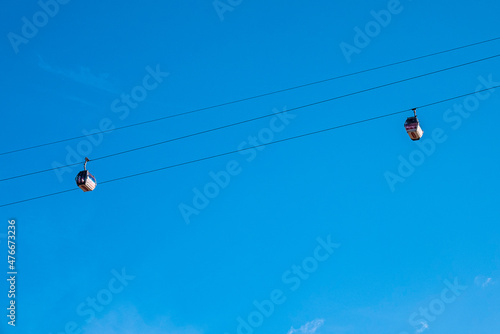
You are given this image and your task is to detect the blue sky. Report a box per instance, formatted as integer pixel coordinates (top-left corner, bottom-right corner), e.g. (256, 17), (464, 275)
(1, 0), (500, 333)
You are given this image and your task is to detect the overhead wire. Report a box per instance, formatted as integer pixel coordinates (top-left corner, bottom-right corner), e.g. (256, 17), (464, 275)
(2, 36), (500, 156)
(1, 85), (499, 208)
(2, 53), (500, 182)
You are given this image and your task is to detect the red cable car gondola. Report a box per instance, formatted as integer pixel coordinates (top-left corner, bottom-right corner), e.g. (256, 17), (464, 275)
(404, 108), (424, 141)
(76, 157), (97, 192)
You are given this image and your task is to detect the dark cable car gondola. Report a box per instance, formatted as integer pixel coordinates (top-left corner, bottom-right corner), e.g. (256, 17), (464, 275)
(404, 108), (424, 141)
(76, 157), (97, 192)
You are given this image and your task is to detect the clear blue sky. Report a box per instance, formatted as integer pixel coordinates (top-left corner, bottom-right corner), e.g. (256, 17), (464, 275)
(1, 0), (500, 333)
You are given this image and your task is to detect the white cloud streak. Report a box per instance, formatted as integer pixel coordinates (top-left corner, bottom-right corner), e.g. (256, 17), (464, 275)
(81, 306), (202, 334)
(474, 275), (494, 288)
(37, 55), (120, 94)
(287, 319), (325, 334)
(415, 321), (429, 334)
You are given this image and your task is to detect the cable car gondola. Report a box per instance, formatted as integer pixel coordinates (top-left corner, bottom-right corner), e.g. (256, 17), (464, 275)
(76, 157), (97, 192)
(404, 108), (424, 141)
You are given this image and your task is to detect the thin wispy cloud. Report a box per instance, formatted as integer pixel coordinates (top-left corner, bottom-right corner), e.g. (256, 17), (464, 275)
(482, 277), (493, 287)
(475, 275), (495, 288)
(37, 55), (120, 94)
(415, 321), (429, 334)
(287, 319), (325, 334)
(81, 306), (202, 334)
